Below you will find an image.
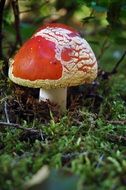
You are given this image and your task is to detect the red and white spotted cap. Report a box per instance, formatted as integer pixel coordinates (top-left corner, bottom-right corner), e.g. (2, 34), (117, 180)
(9, 23), (97, 89)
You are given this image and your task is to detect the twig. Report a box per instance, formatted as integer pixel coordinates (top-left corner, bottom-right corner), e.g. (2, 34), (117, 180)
(11, 0), (22, 46)
(0, 121), (40, 134)
(107, 134), (126, 145)
(110, 50), (126, 74)
(82, 9), (95, 25)
(96, 154), (104, 168)
(107, 120), (126, 125)
(19, 9), (32, 14)
(0, 0), (6, 59)
(4, 101), (10, 123)
(98, 50), (126, 79)
(8, 0), (22, 57)
(97, 38), (110, 61)
(62, 152), (88, 160)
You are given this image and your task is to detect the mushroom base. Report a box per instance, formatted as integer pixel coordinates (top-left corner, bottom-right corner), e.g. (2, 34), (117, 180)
(39, 88), (67, 112)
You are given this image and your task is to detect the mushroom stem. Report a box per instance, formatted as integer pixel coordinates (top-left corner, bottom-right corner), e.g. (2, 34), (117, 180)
(39, 88), (67, 112)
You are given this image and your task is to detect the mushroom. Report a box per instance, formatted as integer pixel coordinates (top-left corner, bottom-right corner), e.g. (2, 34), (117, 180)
(9, 23), (97, 112)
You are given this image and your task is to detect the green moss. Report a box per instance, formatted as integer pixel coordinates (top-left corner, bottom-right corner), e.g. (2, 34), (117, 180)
(0, 62), (126, 190)
(1, 0), (126, 189)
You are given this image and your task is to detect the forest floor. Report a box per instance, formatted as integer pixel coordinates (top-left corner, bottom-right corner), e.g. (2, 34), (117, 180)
(0, 57), (126, 190)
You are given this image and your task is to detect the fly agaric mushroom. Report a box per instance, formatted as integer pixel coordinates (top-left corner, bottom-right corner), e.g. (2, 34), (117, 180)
(9, 23), (97, 111)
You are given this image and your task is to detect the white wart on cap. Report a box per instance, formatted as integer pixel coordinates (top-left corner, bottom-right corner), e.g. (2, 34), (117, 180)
(9, 23), (97, 111)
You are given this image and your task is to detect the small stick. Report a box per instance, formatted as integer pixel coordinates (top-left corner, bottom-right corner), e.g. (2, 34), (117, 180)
(19, 9), (32, 14)
(62, 151), (88, 160)
(4, 101), (10, 123)
(0, 0), (6, 59)
(110, 50), (126, 74)
(0, 121), (40, 134)
(107, 134), (126, 145)
(11, 0), (22, 45)
(97, 38), (110, 61)
(8, 0), (22, 57)
(107, 120), (126, 125)
(98, 50), (126, 79)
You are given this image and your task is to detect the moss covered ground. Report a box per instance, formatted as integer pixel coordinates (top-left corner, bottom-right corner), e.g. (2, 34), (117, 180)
(0, 52), (126, 190)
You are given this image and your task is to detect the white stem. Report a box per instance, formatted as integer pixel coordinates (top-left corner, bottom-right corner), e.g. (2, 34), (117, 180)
(39, 88), (67, 112)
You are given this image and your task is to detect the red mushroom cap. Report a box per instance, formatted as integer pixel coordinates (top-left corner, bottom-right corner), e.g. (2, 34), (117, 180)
(12, 36), (62, 80)
(9, 23), (97, 89)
